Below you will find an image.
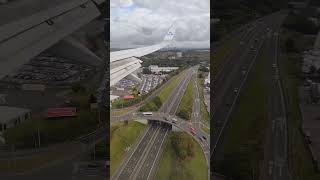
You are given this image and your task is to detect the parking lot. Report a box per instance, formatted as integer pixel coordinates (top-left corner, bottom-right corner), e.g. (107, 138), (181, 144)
(139, 74), (165, 95)
(114, 79), (138, 90)
(1, 55), (94, 85)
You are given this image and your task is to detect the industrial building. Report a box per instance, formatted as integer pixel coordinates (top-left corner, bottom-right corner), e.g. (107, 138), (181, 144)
(0, 106), (31, 132)
(148, 65), (179, 73)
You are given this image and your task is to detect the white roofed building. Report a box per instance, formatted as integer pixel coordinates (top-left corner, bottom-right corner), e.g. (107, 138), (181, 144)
(149, 65), (179, 74)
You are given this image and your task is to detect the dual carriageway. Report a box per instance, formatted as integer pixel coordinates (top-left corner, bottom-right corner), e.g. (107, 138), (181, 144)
(111, 67), (210, 180)
(211, 11), (291, 180)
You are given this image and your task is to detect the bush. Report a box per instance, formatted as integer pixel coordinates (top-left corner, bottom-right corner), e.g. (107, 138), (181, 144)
(177, 110), (189, 120)
(72, 83), (86, 93)
(170, 133), (194, 161)
(139, 96), (162, 112)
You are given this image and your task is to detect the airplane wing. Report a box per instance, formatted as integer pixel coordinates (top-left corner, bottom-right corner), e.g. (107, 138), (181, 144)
(110, 25), (175, 87)
(0, 0), (102, 79)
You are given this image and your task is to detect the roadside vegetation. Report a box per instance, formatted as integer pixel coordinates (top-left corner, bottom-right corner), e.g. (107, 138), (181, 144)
(4, 110), (99, 149)
(215, 43), (271, 180)
(212, 37), (241, 76)
(155, 132), (207, 180)
(177, 80), (194, 120)
(279, 23), (320, 179)
(197, 71), (210, 123)
(110, 121), (146, 176)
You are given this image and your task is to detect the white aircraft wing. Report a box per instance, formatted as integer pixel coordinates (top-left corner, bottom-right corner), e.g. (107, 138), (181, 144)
(110, 25), (175, 87)
(0, 0), (102, 79)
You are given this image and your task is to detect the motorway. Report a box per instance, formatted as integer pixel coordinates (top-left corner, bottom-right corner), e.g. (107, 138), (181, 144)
(112, 67), (210, 180)
(261, 12), (290, 180)
(211, 10), (290, 179)
(211, 12), (292, 179)
(212, 13), (276, 155)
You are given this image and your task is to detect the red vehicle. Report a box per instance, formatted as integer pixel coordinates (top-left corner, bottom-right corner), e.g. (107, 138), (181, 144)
(189, 127), (196, 135)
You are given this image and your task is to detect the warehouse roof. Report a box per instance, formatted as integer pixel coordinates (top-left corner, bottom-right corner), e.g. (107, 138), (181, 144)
(0, 106), (30, 123)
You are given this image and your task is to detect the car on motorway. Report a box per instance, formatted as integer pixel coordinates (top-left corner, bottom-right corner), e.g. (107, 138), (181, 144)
(190, 130), (197, 136)
(234, 88), (239, 93)
(202, 135), (207, 140)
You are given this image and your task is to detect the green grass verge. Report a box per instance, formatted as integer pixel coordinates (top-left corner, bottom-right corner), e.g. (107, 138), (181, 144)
(139, 96), (162, 112)
(0, 142), (83, 173)
(110, 121), (146, 176)
(159, 72), (185, 103)
(201, 125), (210, 135)
(111, 108), (135, 116)
(4, 110), (99, 148)
(198, 76), (210, 123)
(279, 30), (320, 179)
(155, 132), (207, 180)
(212, 36), (241, 76)
(216, 44), (270, 180)
(177, 79), (194, 120)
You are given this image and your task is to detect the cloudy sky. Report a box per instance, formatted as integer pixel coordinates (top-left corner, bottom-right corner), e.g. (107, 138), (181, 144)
(110, 0), (210, 49)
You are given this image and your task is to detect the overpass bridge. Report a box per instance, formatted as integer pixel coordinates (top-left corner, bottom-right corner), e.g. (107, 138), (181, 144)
(112, 67), (210, 180)
(111, 112), (210, 162)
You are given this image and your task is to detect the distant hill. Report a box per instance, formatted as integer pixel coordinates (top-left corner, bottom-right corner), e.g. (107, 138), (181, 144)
(213, 0), (288, 16)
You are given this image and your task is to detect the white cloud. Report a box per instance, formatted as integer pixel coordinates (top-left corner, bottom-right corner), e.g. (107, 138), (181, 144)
(110, 0), (210, 49)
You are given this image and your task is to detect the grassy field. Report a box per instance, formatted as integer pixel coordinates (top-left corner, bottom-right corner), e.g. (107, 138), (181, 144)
(198, 76), (210, 123)
(279, 31), (320, 179)
(0, 142), (82, 173)
(4, 110), (98, 148)
(111, 107), (135, 116)
(177, 79), (194, 120)
(159, 71), (185, 103)
(110, 121), (146, 176)
(216, 43), (270, 179)
(155, 132), (207, 180)
(212, 36), (241, 76)
(201, 125), (210, 135)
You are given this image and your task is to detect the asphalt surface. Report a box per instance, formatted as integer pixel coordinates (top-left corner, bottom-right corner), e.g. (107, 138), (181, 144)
(261, 12), (290, 180)
(113, 66), (210, 180)
(211, 10), (291, 180)
(113, 68), (197, 180)
(212, 15), (273, 156)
